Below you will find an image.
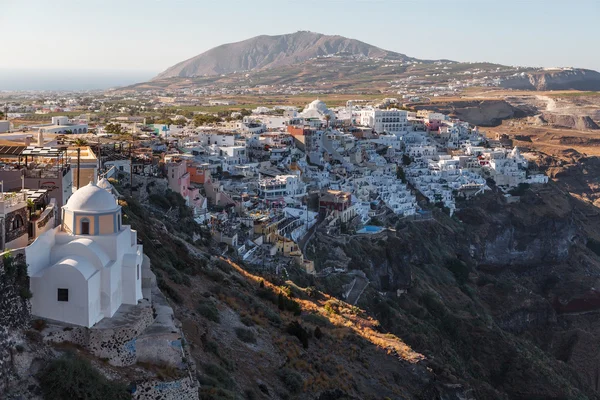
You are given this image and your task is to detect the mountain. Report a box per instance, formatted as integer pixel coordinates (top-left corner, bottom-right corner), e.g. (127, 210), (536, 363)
(153, 31), (418, 80)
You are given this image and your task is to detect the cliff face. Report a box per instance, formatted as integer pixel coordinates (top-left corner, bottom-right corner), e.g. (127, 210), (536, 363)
(413, 100), (529, 127)
(501, 69), (600, 91)
(306, 180), (600, 399)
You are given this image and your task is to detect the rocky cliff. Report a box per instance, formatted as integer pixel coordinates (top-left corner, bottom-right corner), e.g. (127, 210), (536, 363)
(305, 178), (600, 399)
(501, 69), (600, 91)
(413, 100), (529, 127)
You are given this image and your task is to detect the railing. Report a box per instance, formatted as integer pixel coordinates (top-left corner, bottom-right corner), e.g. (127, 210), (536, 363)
(0, 192), (26, 208)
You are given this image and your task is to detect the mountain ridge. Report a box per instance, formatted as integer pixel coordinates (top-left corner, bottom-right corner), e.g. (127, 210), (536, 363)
(153, 31), (427, 80)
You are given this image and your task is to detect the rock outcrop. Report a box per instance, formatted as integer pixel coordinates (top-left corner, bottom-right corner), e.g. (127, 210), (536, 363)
(501, 68), (600, 91)
(539, 113), (600, 130)
(413, 100), (529, 127)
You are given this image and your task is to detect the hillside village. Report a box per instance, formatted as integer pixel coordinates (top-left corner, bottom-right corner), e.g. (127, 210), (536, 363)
(0, 94), (554, 399)
(0, 97), (550, 274)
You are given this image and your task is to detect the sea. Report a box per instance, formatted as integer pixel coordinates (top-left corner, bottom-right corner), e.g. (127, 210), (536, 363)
(0, 69), (157, 92)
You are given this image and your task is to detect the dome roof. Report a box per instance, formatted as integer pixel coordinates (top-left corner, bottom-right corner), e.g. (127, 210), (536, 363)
(64, 182), (119, 213)
(307, 99), (328, 112)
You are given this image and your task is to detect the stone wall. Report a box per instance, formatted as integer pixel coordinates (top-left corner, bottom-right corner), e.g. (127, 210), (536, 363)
(132, 376), (198, 400)
(5, 207), (28, 244)
(0, 249), (30, 392)
(45, 301), (154, 366)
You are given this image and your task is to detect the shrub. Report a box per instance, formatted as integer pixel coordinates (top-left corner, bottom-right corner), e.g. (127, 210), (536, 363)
(205, 340), (219, 356)
(324, 300), (339, 315)
(38, 354), (129, 400)
(235, 327), (256, 344)
(203, 362), (234, 388)
(277, 368), (303, 393)
(445, 258), (470, 284)
(587, 239), (600, 257)
(32, 319), (47, 331)
(198, 302), (220, 323)
(286, 321), (310, 349)
(302, 313), (330, 327)
(314, 327), (323, 340)
(240, 315), (254, 327)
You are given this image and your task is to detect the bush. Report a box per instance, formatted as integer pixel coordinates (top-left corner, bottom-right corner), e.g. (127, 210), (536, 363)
(302, 313), (330, 327)
(198, 302), (220, 323)
(235, 327), (257, 344)
(314, 327), (323, 340)
(32, 319), (47, 331)
(38, 354), (129, 400)
(203, 362), (234, 388)
(240, 315), (254, 327)
(277, 368), (303, 393)
(587, 239), (600, 257)
(286, 321), (310, 349)
(445, 258), (470, 284)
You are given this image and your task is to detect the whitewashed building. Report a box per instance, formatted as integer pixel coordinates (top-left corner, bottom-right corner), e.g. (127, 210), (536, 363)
(26, 181), (143, 328)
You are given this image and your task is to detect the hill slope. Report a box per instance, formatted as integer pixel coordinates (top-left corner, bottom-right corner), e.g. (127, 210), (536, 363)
(154, 31), (417, 79)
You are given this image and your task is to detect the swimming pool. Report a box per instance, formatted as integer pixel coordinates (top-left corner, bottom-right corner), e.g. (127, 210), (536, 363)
(356, 225), (384, 234)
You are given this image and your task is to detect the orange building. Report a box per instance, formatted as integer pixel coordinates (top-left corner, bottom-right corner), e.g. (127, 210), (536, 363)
(187, 164), (211, 184)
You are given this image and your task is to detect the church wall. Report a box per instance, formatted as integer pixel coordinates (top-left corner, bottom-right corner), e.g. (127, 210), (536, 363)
(98, 214), (115, 235)
(31, 265), (93, 327)
(88, 271), (102, 326)
(75, 214), (96, 235)
(122, 252), (142, 305)
(25, 227), (57, 276)
(109, 263), (122, 317)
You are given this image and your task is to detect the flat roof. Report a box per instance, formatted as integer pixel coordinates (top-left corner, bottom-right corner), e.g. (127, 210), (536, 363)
(0, 145), (27, 156)
(22, 146), (67, 156)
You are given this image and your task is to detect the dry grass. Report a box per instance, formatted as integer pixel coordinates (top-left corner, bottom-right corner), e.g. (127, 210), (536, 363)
(220, 257), (425, 364)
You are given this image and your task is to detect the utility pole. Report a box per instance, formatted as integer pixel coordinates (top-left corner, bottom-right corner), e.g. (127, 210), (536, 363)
(77, 147), (81, 189)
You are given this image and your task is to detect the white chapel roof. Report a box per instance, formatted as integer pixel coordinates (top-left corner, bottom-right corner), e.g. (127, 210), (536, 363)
(64, 182), (119, 213)
(36, 256), (98, 280)
(96, 177), (113, 191)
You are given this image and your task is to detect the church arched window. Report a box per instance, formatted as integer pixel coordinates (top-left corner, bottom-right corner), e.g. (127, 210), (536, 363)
(11, 215), (24, 230)
(81, 218), (90, 235)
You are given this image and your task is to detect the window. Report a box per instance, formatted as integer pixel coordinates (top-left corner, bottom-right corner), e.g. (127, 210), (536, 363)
(11, 215), (24, 230)
(137, 264), (140, 280)
(81, 218), (90, 235)
(57, 288), (69, 302)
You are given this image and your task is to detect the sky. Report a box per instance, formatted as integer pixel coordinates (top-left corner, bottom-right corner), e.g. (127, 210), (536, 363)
(1, 0), (599, 76)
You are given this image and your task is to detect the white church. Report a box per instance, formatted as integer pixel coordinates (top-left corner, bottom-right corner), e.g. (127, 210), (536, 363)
(26, 179), (143, 327)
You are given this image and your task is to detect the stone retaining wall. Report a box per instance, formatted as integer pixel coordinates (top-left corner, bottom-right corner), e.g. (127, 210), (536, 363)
(45, 301), (154, 366)
(132, 376), (198, 400)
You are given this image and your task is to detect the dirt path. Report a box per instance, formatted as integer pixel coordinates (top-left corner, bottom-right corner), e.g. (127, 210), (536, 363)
(536, 95), (557, 112)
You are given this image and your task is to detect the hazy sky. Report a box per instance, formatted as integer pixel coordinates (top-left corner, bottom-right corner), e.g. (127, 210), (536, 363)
(2, 0), (599, 74)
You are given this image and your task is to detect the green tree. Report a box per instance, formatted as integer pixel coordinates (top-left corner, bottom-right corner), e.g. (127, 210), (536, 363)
(104, 123), (124, 135)
(194, 114), (221, 127)
(402, 154), (412, 166)
(396, 165), (406, 183)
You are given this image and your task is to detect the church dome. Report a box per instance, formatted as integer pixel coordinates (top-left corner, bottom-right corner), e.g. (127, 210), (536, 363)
(65, 182), (119, 213)
(307, 99), (328, 112)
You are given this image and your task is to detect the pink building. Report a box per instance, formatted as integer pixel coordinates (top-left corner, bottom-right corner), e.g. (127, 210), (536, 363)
(167, 160), (203, 210)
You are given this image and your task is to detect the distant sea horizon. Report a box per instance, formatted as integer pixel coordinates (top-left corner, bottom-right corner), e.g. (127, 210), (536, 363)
(0, 69), (157, 91)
